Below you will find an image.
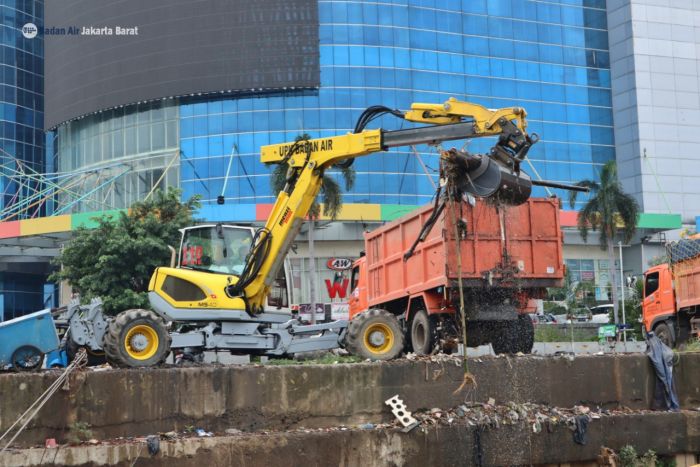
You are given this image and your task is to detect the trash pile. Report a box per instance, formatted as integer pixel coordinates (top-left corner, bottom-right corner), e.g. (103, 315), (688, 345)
(398, 400), (638, 445)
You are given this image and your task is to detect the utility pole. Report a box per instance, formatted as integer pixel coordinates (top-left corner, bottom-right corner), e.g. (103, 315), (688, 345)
(308, 219), (317, 324)
(619, 241), (626, 342)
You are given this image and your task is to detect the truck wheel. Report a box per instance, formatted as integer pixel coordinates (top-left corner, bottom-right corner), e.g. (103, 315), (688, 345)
(103, 309), (171, 367)
(410, 310), (436, 355)
(346, 309), (404, 361)
(515, 314), (534, 354)
(11, 345), (44, 371)
(654, 322), (675, 348)
(489, 322), (514, 354)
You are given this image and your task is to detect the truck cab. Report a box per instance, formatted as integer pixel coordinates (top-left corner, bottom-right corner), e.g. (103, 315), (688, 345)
(642, 263), (676, 345)
(348, 256), (368, 320)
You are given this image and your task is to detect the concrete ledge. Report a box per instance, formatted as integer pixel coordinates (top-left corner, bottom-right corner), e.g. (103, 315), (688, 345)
(1, 354), (699, 447)
(3, 411), (699, 467)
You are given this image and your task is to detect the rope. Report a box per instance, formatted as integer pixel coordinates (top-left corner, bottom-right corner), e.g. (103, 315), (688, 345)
(0, 349), (87, 452)
(449, 197), (476, 393)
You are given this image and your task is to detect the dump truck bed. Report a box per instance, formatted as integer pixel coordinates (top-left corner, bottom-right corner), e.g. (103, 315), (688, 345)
(364, 198), (564, 306)
(668, 238), (700, 311)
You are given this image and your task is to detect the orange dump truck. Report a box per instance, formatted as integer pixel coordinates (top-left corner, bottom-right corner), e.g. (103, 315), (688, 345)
(642, 236), (700, 347)
(346, 197), (564, 359)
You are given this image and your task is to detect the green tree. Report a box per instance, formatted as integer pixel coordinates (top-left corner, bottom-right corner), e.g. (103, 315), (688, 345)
(50, 189), (200, 314)
(270, 134), (355, 323)
(568, 161), (639, 325)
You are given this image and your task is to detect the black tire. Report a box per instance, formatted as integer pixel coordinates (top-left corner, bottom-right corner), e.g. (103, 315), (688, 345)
(654, 322), (675, 348)
(410, 310), (436, 355)
(514, 314), (535, 354)
(103, 309), (171, 368)
(11, 345), (44, 371)
(346, 309), (404, 361)
(488, 321), (515, 354)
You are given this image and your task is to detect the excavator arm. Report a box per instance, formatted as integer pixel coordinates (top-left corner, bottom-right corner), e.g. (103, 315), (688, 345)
(230, 98), (539, 313)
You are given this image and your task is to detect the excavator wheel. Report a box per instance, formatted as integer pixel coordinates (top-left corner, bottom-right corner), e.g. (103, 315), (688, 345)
(346, 309), (404, 361)
(103, 309), (171, 367)
(410, 310), (437, 355)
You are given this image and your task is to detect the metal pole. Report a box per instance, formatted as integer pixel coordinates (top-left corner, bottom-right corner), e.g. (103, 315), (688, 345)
(308, 219), (317, 325)
(619, 241), (626, 342)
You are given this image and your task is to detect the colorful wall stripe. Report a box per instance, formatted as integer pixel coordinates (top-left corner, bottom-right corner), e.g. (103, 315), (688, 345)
(0, 204), (683, 238)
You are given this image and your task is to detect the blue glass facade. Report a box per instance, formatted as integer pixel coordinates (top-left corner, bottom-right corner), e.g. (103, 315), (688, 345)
(0, 0), (44, 209)
(0, 1), (46, 321)
(180, 0), (613, 209)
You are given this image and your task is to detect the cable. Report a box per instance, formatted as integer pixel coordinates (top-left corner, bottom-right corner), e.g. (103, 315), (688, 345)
(334, 105), (405, 169)
(403, 185), (444, 261)
(1, 349), (87, 452)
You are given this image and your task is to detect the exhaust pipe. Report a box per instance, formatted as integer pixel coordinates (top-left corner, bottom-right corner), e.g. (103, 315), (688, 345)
(168, 245), (177, 268)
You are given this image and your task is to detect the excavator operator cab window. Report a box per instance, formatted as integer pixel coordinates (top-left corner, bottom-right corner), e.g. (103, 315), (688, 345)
(180, 225), (253, 276)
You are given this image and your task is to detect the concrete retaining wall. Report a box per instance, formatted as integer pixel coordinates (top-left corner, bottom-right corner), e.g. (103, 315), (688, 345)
(1, 354), (699, 447)
(3, 412), (699, 467)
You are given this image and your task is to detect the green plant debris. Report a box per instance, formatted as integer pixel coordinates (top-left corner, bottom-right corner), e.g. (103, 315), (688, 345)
(266, 354), (363, 366)
(66, 421), (93, 444)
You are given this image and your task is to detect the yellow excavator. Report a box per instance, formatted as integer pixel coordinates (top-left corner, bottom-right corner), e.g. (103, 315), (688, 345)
(99, 97), (548, 367)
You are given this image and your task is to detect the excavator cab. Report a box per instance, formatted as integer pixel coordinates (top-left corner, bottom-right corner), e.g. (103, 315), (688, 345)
(178, 224), (254, 276)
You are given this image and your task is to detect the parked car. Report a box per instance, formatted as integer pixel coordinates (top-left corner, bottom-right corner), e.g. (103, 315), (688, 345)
(569, 307), (593, 323)
(530, 313), (558, 324)
(589, 305), (613, 324)
(565, 305), (612, 324)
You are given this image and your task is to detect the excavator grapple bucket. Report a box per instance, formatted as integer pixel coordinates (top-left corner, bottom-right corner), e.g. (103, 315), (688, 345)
(443, 149), (533, 206)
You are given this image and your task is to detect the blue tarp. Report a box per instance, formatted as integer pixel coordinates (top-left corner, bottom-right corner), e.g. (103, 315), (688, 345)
(645, 333), (680, 411)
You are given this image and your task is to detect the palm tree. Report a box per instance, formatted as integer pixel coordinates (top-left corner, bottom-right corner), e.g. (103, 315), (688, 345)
(568, 160), (639, 325)
(271, 134), (355, 323)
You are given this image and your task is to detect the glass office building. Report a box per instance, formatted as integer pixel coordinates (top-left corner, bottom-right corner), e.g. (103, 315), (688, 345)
(0, 0), (44, 208)
(181, 0), (613, 209)
(52, 0), (613, 215)
(0, 0), (46, 320)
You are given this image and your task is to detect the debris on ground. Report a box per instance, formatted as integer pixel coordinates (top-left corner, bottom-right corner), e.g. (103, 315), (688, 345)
(146, 435), (160, 455)
(7, 402), (677, 456)
(385, 395), (419, 432)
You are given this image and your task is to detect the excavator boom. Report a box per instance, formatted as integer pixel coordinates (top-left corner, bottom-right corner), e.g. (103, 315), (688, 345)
(236, 97), (538, 312)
